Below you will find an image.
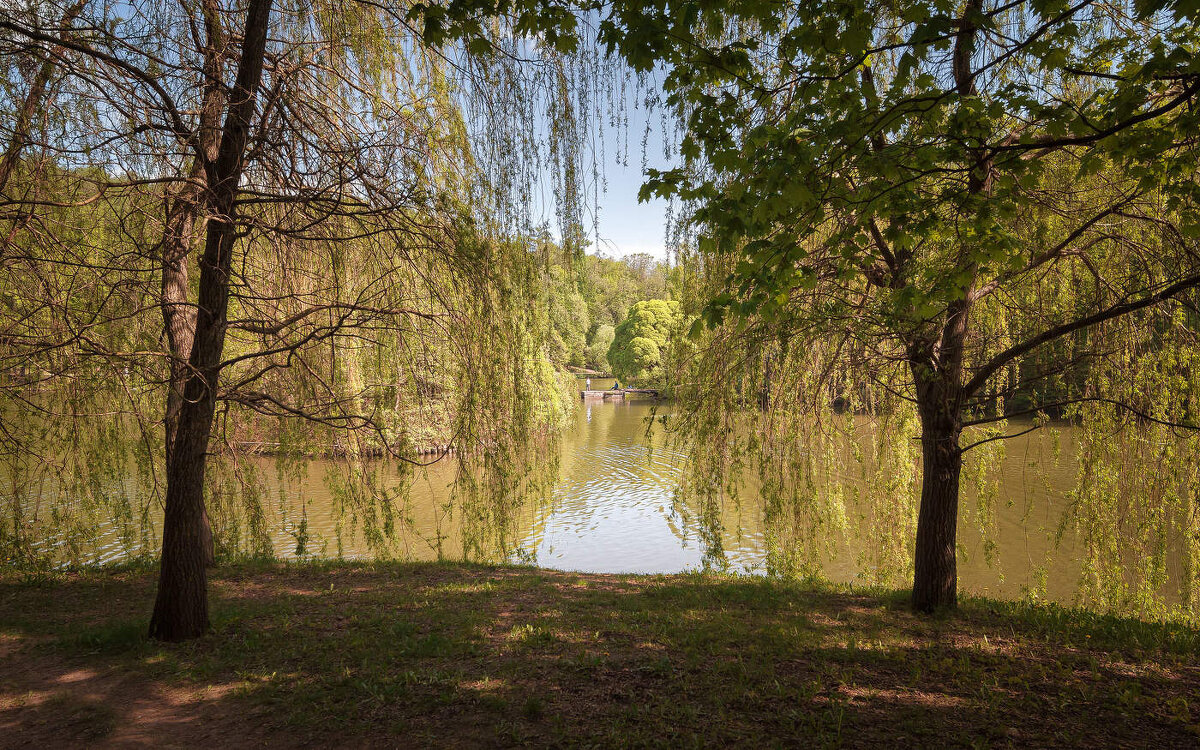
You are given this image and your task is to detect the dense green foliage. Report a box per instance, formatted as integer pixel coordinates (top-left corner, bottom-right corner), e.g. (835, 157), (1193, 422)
(593, 0), (1200, 616)
(606, 299), (683, 385)
(584, 323), (615, 368)
(542, 244), (673, 371)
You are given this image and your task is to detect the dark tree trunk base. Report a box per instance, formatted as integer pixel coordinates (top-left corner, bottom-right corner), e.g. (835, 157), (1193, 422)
(910, 416), (962, 614)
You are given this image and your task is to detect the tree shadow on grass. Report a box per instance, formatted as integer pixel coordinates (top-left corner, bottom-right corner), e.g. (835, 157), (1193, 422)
(1, 563), (1197, 747)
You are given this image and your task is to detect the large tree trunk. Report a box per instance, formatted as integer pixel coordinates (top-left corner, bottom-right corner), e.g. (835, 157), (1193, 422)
(911, 398), (962, 612)
(149, 0), (273, 641)
(149, 401), (215, 640)
(908, 295), (971, 613)
(159, 0), (227, 568)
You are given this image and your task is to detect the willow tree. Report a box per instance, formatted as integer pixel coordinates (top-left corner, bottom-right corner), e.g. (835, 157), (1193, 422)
(1, 0), (597, 640)
(597, 0), (1200, 611)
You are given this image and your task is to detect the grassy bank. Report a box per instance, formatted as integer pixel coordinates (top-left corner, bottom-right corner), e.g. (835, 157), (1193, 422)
(2, 562), (1198, 747)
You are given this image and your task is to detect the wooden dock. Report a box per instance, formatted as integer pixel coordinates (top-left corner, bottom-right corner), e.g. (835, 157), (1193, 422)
(581, 388), (660, 399)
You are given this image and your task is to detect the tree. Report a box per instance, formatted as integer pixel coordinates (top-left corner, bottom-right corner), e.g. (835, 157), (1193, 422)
(146, 0), (274, 641)
(1, 0), (589, 639)
(584, 323), (614, 370)
(607, 299), (682, 385)
(545, 260), (589, 367)
(600, 0), (1200, 611)
(579, 252), (670, 330)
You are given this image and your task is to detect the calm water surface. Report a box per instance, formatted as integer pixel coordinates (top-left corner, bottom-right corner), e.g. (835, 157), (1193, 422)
(511, 379), (1082, 602)
(70, 378), (1093, 603)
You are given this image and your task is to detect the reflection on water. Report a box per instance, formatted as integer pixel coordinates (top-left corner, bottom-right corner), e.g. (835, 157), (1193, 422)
(525, 392), (706, 574)
(31, 378), (1123, 606)
(518, 381), (1084, 604)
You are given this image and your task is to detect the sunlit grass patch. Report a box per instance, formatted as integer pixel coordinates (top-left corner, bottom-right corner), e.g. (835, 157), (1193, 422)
(433, 580), (498, 594)
(506, 622), (560, 647)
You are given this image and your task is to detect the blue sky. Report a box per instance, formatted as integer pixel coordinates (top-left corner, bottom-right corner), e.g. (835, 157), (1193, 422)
(581, 94), (675, 262)
(584, 147), (672, 260)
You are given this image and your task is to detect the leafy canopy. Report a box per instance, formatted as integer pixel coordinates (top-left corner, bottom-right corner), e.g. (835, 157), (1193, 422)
(599, 0), (1200, 336)
(607, 299), (683, 385)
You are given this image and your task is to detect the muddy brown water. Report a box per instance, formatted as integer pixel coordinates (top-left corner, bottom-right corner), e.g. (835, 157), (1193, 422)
(39, 378), (1156, 607)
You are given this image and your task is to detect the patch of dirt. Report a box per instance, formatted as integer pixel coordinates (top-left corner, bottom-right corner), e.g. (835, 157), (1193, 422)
(0, 648), (274, 749)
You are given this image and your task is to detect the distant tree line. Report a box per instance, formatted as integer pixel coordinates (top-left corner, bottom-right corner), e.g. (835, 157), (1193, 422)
(539, 230), (675, 373)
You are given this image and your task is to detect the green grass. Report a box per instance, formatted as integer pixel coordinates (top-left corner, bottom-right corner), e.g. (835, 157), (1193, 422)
(1, 561), (1198, 747)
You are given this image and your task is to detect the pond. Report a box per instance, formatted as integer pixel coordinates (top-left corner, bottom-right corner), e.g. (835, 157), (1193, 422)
(27, 377), (1172, 610)
(489, 378), (1083, 603)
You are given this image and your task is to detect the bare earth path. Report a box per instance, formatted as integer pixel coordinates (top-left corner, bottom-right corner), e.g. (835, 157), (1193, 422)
(2, 562), (1198, 747)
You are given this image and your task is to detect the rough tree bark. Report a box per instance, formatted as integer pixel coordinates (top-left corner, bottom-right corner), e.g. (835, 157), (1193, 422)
(159, 0), (227, 567)
(910, 364), (965, 613)
(907, 0), (983, 613)
(149, 0), (273, 641)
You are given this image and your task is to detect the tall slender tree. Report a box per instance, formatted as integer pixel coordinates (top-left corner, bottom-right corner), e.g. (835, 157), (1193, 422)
(148, 0), (273, 640)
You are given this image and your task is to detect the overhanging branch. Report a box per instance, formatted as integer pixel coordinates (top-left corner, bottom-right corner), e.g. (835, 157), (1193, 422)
(962, 271), (1200, 399)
